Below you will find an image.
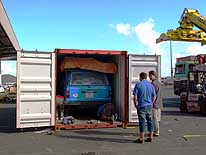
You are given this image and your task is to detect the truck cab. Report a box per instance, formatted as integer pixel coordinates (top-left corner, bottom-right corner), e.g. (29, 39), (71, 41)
(174, 61), (196, 95)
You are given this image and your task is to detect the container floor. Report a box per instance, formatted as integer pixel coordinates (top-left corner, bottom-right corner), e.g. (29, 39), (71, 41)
(55, 119), (122, 130)
(55, 102), (122, 130)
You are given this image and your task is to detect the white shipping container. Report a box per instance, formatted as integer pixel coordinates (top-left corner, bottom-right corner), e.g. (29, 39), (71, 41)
(16, 50), (161, 129)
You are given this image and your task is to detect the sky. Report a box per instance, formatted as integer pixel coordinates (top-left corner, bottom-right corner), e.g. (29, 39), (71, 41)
(1, 0), (206, 77)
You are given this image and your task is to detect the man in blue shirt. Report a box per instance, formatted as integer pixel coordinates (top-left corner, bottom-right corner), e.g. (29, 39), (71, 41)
(133, 72), (156, 143)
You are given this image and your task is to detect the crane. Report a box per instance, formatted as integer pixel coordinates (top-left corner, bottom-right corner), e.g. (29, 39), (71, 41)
(156, 8), (206, 45)
(156, 8), (206, 115)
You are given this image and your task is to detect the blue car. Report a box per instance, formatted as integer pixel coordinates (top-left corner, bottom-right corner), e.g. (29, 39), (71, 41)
(64, 69), (112, 105)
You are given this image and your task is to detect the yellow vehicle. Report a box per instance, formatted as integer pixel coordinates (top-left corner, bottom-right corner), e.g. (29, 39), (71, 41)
(156, 8), (206, 115)
(156, 8), (206, 45)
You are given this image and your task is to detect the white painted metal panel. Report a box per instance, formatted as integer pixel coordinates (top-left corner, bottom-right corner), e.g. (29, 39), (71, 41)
(16, 51), (55, 128)
(128, 54), (161, 123)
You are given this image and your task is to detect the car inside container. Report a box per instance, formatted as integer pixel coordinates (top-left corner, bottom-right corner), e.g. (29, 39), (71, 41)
(64, 69), (112, 104)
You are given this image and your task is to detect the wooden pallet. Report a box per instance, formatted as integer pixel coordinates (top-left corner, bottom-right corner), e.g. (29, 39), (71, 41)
(54, 121), (123, 131)
(122, 122), (138, 129)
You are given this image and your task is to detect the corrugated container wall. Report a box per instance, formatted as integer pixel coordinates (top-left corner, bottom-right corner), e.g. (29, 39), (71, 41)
(128, 55), (161, 123)
(16, 51), (55, 128)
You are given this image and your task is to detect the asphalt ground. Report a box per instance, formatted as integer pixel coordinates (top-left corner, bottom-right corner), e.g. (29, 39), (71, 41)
(0, 86), (206, 155)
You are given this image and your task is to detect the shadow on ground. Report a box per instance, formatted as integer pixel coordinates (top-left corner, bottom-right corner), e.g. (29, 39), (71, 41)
(56, 134), (135, 144)
(162, 110), (203, 117)
(72, 129), (137, 136)
(162, 97), (203, 117)
(0, 104), (17, 133)
(163, 97), (180, 108)
(0, 103), (51, 133)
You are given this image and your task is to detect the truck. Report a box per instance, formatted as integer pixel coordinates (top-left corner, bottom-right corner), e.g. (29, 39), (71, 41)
(156, 8), (206, 115)
(179, 70), (206, 115)
(174, 55), (196, 95)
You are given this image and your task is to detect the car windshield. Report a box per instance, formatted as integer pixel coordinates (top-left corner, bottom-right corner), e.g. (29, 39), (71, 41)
(70, 72), (108, 85)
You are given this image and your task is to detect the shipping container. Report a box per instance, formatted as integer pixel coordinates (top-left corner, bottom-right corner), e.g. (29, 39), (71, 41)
(176, 55), (197, 63)
(55, 49), (127, 129)
(16, 49), (161, 129)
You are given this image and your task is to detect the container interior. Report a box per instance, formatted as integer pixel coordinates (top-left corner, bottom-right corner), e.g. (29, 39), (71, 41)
(56, 52), (126, 125)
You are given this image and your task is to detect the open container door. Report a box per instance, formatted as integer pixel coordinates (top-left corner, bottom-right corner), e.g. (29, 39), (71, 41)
(16, 50), (56, 128)
(128, 54), (161, 123)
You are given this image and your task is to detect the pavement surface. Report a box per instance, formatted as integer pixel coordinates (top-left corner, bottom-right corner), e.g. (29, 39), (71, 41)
(0, 86), (206, 155)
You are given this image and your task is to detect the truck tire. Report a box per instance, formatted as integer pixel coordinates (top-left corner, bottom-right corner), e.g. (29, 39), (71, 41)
(180, 101), (188, 113)
(200, 103), (206, 116)
(179, 88), (186, 96)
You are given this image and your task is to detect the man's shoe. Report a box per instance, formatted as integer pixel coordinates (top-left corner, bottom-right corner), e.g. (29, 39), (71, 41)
(145, 138), (153, 142)
(134, 138), (144, 144)
(114, 113), (118, 120)
(110, 115), (115, 124)
(154, 133), (160, 137)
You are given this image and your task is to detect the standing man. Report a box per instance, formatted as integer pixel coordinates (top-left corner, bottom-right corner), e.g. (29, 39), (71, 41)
(149, 70), (163, 136)
(133, 72), (156, 143)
